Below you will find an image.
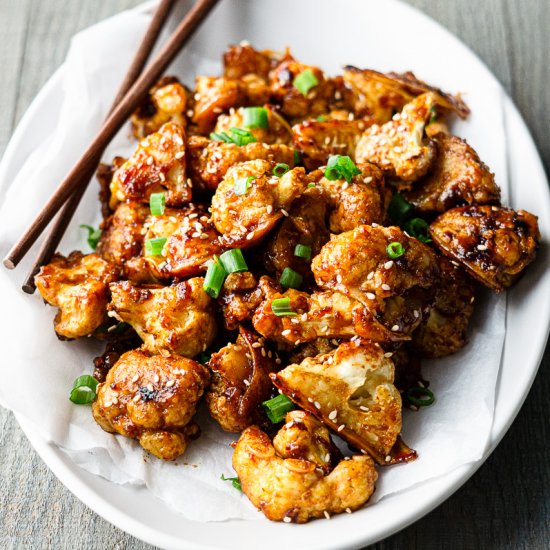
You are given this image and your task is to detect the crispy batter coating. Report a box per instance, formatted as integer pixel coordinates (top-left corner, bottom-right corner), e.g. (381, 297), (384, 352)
(131, 77), (188, 139)
(187, 135), (295, 191)
(110, 123), (191, 208)
(232, 425), (377, 523)
(430, 206), (540, 292)
(206, 326), (276, 432)
(211, 160), (308, 247)
(108, 278), (217, 357)
(355, 93), (437, 182)
(97, 157), (126, 218)
(271, 340), (402, 464)
(403, 133), (501, 213)
(35, 252), (118, 339)
(223, 44), (289, 79)
(92, 349), (209, 460)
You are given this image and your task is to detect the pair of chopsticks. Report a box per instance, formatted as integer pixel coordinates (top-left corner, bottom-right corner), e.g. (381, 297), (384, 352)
(3, 0), (221, 293)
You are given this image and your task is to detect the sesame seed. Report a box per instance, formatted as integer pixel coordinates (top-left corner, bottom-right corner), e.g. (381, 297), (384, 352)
(391, 325), (400, 331)
(153, 374), (160, 383)
(294, 340), (301, 346)
(346, 508), (352, 514)
(413, 309), (420, 318)
(477, 244), (488, 251)
(281, 209), (289, 217)
(243, 379), (250, 386)
(133, 394), (141, 402)
(381, 283), (391, 291)
(328, 409), (338, 420)
(166, 380), (175, 388)
(104, 400), (112, 407)
(266, 205), (273, 214)
(290, 318), (299, 324)
(367, 271), (374, 280)
(175, 151), (184, 160)
(301, 313), (308, 322)
(327, 356), (334, 364)
(261, 348), (266, 357)
(384, 352), (393, 358)
(364, 176), (373, 184)
(308, 397), (313, 403)
(359, 405), (369, 411)
(146, 156), (154, 165)
(131, 374), (139, 383)
(314, 401), (321, 409)
(342, 182), (349, 190)
(246, 231), (255, 240)
(275, 357), (282, 365)
(321, 326), (328, 333)
(336, 274), (343, 283)
(393, 146), (402, 153)
(281, 329), (292, 336)
(283, 517), (291, 523)
(366, 292), (376, 300)
(147, 384), (154, 392)
(251, 342), (261, 348)
(112, 397), (118, 405)
(324, 511), (331, 520)
(337, 424), (345, 432)
(371, 222), (379, 228)
(384, 260), (394, 269)
(324, 453), (330, 462)
(385, 455), (391, 463)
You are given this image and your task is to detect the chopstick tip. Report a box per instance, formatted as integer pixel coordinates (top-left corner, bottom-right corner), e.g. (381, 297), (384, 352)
(3, 257), (16, 270)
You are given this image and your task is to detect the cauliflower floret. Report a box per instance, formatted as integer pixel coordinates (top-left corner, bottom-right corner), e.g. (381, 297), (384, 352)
(355, 93), (437, 182)
(35, 252), (118, 339)
(92, 349), (209, 460)
(232, 424), (377, 523)
(108, 278), (217, 358)
(430, 205), (540, 292)
(271, 340), (402, 464)
(110, 123), (191, 209)
(211, 160), (308, 247)
(223, 43), (288, 79)
(218, 272), (266, 330)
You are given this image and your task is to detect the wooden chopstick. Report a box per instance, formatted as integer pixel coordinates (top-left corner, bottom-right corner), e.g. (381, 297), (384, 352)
(4, 0), (221, 271)
(21, 0), (176, 294)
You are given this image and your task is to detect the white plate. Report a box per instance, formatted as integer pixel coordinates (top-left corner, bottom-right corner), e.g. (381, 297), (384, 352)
(2, 0), (550, 548)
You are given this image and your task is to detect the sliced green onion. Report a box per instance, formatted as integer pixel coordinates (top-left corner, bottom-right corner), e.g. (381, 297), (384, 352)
(199, 351), (212, 365)
(273, 163), (290, 177)
(307, 182), (316, 188)
(293, 69), (319, 96)
(69, 374), (98, 405)
(209, 131), (232, 143)
(280, 267), (303, 289)
(220, 474), (242, 491)
(80, 224), (102, 251)
(324, 155), (361, 183)
(388, 192), (414, 223)
(316, 115), (328, 122)
(270, 297), (297, 317)
(145, 237), (167, 256)
(387, 242), (405, 259)
(404, 217), (432, 244)
(262, 394), (295, 423)
(243, 106), (269, 129)
(219, 249), (248, 273)
(407, 386), (435, 407)
(209, 127), (257, 146)
(293, 149), (302, 166)
(203, 256), (226, 298)
(149, 192), (166, 216)
(294, 244), (312, 260)
(429, 105), (438, 125)
(234, 175), (255, 196)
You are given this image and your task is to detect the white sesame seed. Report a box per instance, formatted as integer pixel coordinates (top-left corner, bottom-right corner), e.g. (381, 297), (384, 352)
(283, 517), (291, 523)
(391, 325), (400, 331)
(371, 222), (379, 228)
(147, 384), (154, 392)
(345, 508), (352, 514)
(308, 397), (313, 403)
(324, 453), (330, 462)
(336, 274), (343, 283)
(281, 329), (291, 336)
(133, 394), (141, 402)
(385, 455), (392, 463)
(266, 205), (273, 214)
(301, 313), (308, 322)
(342, 182), (349, 190)
(314, 401), (321, 409)
(324, 511), (331, 520)
(359, 405), (369, 411)
(367, 271), (374, 280)
(328, 410), (338, 420)
(166, 380), (175, 388)
(131, 374), (139, 383)
(413, 309), (420, 318)
(381, 284), (391, 291)
(146, 156), (154, 165)
(175, 151), (184, 159)
(366, 292), (376, 300)
(477, 244), (488, 251)
(281, 209), (289, 217)
(384, 260), (394, 269)
(384, 352), (393, 358)
(153, 374), (160, 383)
(104, 400), (112, 407)
(243, 379), (250, 386)
(337, 424), (345, 432)
(251, 342), (261, 348)
(321, 326), (328, 333)
(261, 348), (266, 357)
(246, 231), (255, 240)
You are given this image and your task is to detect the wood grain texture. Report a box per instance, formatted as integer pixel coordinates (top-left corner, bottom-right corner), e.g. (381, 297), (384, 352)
(0, 0), (548, 548)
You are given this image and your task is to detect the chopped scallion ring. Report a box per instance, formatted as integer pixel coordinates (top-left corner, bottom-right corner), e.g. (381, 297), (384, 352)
(220, 474), (242, 491)
(69, 374), (98, 405)
(234, 175), (255, 196)
(219, 248), (248, 274)
(388, 192), (414, 223)
(316, 115), (328, 122)
(324, 155), (361, 183)
(387, 242), (405, 259)
(280, 267), (303, 289)
(145, 237), (167, 256)
(293, 149), (302, 166)
(149, 192), (166, 216)
(262, 394), (295, 423)
(243, 106), (269, 129)
(293, 69), (319, 96)
(407, 386), (435, 407)
(404, 217), (432, 244)
(273, 163), (290, 177)
(294, 244), (312, 260)
(80, 224), (102, 251)
(270, 297), (297, 317)
(307, 182), (316, 188)
(203, 256), (226, 298)
(209, 127), (257, 146)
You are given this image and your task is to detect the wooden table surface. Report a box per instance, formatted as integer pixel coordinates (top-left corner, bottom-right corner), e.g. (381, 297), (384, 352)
(0, 1), (548, 548)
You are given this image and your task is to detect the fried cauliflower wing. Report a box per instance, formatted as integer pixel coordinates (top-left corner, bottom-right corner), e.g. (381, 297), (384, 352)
(108, 278), (217, 357)
(355, 93), (437, 182)
(92, 349), (209, 460)
(206, 326), (276, 432)
(232, 425), (377, 523)
(35, 252), (118, 339)
(271, 341), (402, 464)
(403, 133), (501, 213)
(223, 43), (288, 79)
(218, 272), (266, 330)
(430, 205), (540, 292)
(110, 122), (191, 208)
(211, 160), (308, 247)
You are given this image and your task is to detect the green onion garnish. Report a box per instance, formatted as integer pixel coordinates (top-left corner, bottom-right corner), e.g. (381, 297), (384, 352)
(407, 386), (435, 407)
(69, 374), (98, 405)
(199, 351), (212, 365)
(388, 192), (414, 223)
(429, 105), (438, 125)
(293, 149), (302, 166)
(262, 394), (295, 423)
(270, 297), (297, 317)
(324, 155), (361, 183)
(294, 244), (312, 260)
(209, 127), (257, 146)
(209, 131), (231, 142)
(307, 183), (316, 188)
(387, 242), (405, 259)
(243, 106), (269, 129)
(80, 224), (102, 251)
(404, 217), (432, 244)
(221, 474), (242, 491)
(280, 267), (303, 289)
(203, 256), (227, 299)
(273, 163), (290, 177)
(234, 175), (255, 196)
(149, 192), (166, 216)
(293, 69), (319, 96)
(145, 237), (167, 256)
(316, 115), (328, 122)
(219, 248), (248, 274)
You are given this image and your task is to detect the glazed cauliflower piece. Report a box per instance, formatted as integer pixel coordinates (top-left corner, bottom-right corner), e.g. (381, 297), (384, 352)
(355, 93), (437, 182)
(92, 349), (209, 460)
(131, 77), (188, 139)
(108, 278), (217, 358)
(110, 122), (191, 209)
(430, 205), (540, 292)
(223, 43), (287, 80)
(187, 135), (295, 191)
(206, 326), (276, 432)
(403, 133), (501, 214)
(211, 160), (308, 247)
(271, 341), (402, 464)
(218, 272), (266, 330)
(232, 425), (377, 523)
(35, 252), (118, 339)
